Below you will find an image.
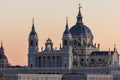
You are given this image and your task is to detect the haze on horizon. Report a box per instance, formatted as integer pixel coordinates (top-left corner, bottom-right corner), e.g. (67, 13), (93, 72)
(0, 0), (120, 66)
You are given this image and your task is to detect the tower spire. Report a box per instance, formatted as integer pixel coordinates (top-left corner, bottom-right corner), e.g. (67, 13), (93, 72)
(77, 3), (83, 23)
(30, 18), (37, 35)
(32, 18), (35, 29)
(1, 41), (4, 50)
(32, 18), (34, 24)
(114, 44), (117, 52)
(63, 17), (70, 34)
(66, 17), (68, 29)
(1, 41), (2, 47)
(1, 41), (3, 48)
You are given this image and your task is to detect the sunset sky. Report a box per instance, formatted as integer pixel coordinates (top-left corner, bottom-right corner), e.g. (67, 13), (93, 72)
(0, 0), (120, 66)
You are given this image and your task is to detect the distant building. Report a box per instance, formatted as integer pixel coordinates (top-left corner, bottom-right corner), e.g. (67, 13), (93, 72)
(0, 41), (8, 68)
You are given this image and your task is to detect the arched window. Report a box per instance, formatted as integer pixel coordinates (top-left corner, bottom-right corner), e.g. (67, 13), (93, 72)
(91, 59), (95, 64)
(81, 59), (84, 62)
(30, 41), (33, 46)
(81, 50), (83, 54)
(78, 42), (81, 47)
(73, 40), (77, 46)
(98, 59), (101, 62)
(83, 40), (86, 46)
(65, 63), (67, 68)
(30, 64), (33, 68)
(64, 40), (67, 46)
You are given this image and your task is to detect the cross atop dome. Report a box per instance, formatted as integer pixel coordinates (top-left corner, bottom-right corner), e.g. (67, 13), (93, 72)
(79, 3), (82, 10)
(77, 3), (83, 23)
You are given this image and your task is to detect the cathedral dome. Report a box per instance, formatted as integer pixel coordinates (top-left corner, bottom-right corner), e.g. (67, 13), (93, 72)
(70, 23), (93, 37)
(0, 53), (7, 60)
(0, 42), (8, 60)
(0, 42), (9, 68)
(70, 4), (93, 38)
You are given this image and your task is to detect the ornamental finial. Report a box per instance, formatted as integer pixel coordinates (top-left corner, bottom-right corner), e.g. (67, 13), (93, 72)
(32, 18), (34, 24)
(79, 3), (82, 10)
(114, 44), (116, 48)
(66, 17), (68, 24)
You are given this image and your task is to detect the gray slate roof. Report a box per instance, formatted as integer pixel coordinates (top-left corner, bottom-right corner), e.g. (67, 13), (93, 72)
(90, 51), (114, 56)
(0, 53), (7, 60)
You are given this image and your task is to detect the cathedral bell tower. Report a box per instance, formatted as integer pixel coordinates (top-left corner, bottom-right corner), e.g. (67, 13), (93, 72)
(28, 18), (38, 68)
(28, 18), (38, 54)
(62, 17), (72, 50)
(62, 18), (73, 69)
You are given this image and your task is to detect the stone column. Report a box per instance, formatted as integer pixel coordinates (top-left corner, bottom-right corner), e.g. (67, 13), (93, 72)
(36, 56), (37, 67)
(45, 56), (47, 68)
(55, 56), (57, 68)
(51, 56), (52, 68)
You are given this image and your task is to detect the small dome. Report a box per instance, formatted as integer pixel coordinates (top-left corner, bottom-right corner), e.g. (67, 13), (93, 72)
(0, 42), (8, 68)
(0, 53), (7, 60)
(70, 23), (93, 37)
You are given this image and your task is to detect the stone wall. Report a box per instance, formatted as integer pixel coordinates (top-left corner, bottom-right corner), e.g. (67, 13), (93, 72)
(18, 74), (62, 80)
(1, 74), (114, 80)
(0, 67), (110, 74)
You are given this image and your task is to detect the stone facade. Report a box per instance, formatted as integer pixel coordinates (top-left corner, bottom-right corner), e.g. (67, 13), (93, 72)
(17, 74), (62, 80)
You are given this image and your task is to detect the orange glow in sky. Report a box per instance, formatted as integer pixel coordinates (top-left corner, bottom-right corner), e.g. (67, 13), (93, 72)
(0, 0), (120, 66)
